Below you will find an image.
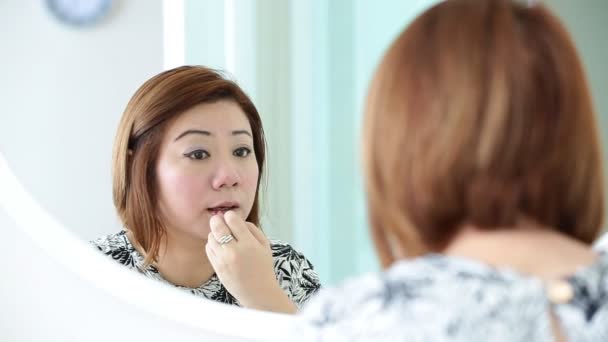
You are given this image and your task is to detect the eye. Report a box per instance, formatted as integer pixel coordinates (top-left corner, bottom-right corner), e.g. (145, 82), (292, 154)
(233, 147), (252, 158)
(184, 149), (209, 160)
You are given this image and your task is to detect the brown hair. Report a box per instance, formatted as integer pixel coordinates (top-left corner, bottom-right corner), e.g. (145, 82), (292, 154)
(112, 66), (266, 265)
(363, 0), (604, 268)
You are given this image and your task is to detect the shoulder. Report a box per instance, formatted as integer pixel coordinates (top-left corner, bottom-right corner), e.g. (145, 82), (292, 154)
(91, 231), (131, 252)
(269, 239), (318, 275)
(269, 239), (308, 260)
(269, 239), (319, 276)
(90, 231), (140, 268)
(268, 239), (321, 306)
(594, 233), (608, 252)
(295, 255), (551, 340)
(300, 254), (538, 312)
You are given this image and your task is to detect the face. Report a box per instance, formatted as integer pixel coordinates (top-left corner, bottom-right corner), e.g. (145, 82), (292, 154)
(155, 99), (259, 242)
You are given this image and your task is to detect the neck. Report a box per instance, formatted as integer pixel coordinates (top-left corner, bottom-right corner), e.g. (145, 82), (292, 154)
(442, 221), (598, 281)
(130, 230), (215, 288)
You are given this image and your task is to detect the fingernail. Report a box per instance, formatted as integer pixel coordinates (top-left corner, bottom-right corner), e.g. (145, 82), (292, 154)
(209, 215), (219, 228)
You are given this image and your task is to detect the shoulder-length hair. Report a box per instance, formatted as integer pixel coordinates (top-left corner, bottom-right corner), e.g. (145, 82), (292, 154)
(363, 0), (604, 267)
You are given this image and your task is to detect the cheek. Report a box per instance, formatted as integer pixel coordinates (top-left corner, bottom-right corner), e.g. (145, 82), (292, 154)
(242, 161), (260, 192)
(240, 161), (260, 214)
(157, 166), (207, 213)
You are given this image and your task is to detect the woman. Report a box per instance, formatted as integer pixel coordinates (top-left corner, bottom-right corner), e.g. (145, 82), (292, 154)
(92, 66), (320, 313)
(294, 0), (608, 340)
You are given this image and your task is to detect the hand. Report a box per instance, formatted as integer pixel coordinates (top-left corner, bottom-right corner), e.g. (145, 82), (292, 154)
(205, 211), (297, 313)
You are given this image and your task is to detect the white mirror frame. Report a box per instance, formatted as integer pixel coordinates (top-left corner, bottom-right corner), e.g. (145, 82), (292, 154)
(0, 152), (295, 341)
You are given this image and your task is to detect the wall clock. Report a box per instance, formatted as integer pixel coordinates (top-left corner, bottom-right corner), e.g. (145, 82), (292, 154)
(47, 0), (113, 27)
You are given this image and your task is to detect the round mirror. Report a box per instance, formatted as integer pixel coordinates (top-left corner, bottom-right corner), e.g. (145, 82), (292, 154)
(0, 152), (295, 340)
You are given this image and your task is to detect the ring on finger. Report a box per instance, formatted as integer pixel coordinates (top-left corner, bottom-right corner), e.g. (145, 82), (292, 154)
(217, 234), (235, 245)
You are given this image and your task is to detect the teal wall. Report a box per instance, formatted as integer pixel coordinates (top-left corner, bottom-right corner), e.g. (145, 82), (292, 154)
(287, 0), (439, 285)
(546, 0), (608, 230)
(184, 0), (225, 69)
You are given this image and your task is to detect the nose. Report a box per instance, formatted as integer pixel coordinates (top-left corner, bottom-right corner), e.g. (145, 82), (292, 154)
(211, 159), (240, 190)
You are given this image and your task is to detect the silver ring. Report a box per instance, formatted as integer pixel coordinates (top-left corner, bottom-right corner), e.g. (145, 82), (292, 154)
(217, 234), (235, 245)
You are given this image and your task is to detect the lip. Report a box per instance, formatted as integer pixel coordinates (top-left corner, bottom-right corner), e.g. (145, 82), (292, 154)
(209, 201), (239, 209)
(207, 201), (240, 215)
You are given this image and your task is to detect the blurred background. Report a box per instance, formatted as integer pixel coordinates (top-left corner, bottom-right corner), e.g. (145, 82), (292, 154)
(0, 0), (606, 286)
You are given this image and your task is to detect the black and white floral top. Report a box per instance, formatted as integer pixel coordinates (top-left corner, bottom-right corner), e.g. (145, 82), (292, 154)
(294, 253), (608, 341)
(92, 231), (320, 308)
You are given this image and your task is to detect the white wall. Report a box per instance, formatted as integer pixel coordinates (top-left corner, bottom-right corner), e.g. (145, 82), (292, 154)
(0, 0), (163, 241)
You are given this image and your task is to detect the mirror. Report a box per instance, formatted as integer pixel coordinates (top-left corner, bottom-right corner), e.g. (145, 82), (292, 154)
(0, 153), (294, 340)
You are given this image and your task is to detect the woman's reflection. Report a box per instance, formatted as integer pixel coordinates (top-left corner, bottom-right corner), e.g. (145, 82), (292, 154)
(92, 66), (320, 313)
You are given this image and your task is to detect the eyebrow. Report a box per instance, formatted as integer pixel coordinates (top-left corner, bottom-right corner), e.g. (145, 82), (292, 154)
(231, 130), (252, 138)
(174, 129), (252, 141)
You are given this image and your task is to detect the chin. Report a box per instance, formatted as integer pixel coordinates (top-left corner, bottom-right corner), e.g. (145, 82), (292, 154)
(197, 228), (212, 240)
(182, 226), (210, 242)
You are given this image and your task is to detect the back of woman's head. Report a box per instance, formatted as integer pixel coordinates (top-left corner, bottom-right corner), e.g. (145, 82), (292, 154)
(364, 0), (604, 267)
(112, 66), (266, 264)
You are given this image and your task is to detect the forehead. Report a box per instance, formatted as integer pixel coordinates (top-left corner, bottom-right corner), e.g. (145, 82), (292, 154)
(166, 99), (252, 136)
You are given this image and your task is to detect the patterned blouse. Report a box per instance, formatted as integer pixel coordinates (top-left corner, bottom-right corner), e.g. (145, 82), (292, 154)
(92, 231), (320, 308)
(293, 253), (608, 341)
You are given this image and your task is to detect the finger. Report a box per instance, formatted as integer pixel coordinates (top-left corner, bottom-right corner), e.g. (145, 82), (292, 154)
(206, 233), (227, 271)
(206, 238), (217, 260)
(205, 235), (219, 265)
(224, 210), (252, 243)
(246, 222), (269, 247)
(210, 214), (237, 245)
(206, 232), (221, 255)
